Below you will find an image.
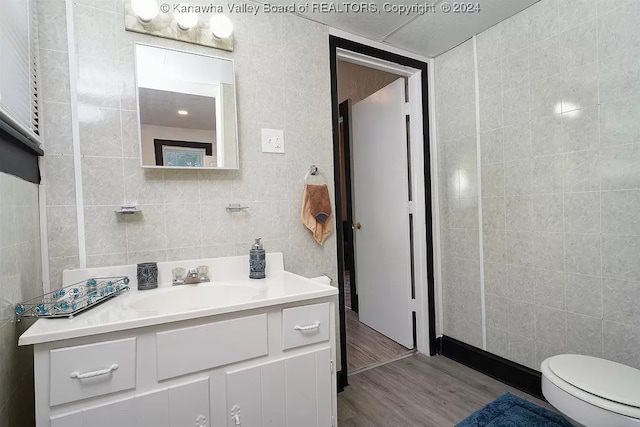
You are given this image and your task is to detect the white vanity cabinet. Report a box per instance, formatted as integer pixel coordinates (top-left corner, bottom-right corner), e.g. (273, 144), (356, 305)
(32, 298), (337, 427)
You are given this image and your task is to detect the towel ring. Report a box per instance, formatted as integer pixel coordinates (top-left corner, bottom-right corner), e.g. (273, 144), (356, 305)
(305, 165), (327, 185)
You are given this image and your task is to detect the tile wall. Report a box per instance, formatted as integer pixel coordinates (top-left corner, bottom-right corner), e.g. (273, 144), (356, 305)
(0, 172), (42, 426)
(435, 0), (640, 370)
(40, 0), (337, 289)
(435, 39), (483, 348)
(37, 0), (79, 290)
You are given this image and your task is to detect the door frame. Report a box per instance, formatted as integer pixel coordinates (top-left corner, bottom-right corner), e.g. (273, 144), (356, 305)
(329, 36), (437, 391)
(338, 100), (358, 313)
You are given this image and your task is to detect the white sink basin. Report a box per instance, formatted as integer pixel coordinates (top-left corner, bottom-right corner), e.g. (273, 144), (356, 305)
(128, 283), (263, 312)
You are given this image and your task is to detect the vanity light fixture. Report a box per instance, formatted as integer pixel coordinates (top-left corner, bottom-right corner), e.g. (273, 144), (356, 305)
(124, 1), (234, 51)
(175, 7), (199, 30)
(210, 14), (234, 39)
(130, 0), (159, 23)
(177, 110), (189, 115)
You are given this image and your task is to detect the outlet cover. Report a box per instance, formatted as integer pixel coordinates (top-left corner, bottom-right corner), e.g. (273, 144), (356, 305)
(261, 128), (285, 154)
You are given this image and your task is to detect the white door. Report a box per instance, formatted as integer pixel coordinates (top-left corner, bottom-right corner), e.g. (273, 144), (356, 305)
(351, 78), (414, 349)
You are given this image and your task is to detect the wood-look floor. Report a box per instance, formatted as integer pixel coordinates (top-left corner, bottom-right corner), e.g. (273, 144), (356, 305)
(338, 354), (553, 427)
(346, 308), (414, 373)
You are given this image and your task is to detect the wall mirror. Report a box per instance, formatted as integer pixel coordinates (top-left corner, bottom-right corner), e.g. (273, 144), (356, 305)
(135, 44), (239, 169)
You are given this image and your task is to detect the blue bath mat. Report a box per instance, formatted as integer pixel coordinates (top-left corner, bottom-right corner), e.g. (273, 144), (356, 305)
(456, 392), (573, 427)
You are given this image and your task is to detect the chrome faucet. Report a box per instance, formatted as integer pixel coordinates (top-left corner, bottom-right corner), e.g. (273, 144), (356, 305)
(184, 268), (199, 284)
(173, 266), (210, 286)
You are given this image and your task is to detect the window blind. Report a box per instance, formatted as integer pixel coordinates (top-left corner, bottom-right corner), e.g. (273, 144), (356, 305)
(0, 0), (41, 146)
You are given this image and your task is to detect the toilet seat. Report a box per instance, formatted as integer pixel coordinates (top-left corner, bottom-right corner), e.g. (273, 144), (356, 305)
(541, 355), (640, 420)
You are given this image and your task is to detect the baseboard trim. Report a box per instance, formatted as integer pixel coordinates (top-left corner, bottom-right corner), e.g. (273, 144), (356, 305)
(437, 335), (544, 400)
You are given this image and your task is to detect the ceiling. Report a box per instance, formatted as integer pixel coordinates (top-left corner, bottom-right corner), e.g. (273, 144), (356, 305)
(139, 88), (216, 130)
(253, 0), (539, 57)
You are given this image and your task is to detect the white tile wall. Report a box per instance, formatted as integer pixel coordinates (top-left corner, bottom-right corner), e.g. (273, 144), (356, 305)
(40, 1), (337, 290)
(0, 172), (42, 426)
(435, 39), (483, 348)
(436, 0), (640, 370)
(36, 0), (80, 292)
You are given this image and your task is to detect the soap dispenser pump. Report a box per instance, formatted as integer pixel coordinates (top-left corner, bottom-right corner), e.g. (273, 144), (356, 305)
(249, 238), (266, 279)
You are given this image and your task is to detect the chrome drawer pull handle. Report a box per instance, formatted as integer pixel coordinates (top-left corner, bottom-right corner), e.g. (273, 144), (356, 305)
(70, 364), (119, 379)
(294, 321), (321, 331)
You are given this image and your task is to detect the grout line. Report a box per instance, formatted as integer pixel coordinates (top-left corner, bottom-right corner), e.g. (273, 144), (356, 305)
(121, 126), (131, 264)
(499, 52), (509, 353)
(554, 0), (570, 354)
(38, 47), (69, 55)
(472, 36), (487, 351)
(428, 57), (445, 347)
(161, 170), (169, 263)
(114, 9), (132, 266)
(65, 0), (87, 269)
(73, 2), (118, 14)
(40, 100), (72, 106)
(561, 113), (568, 354)
(595, 0), (605, 359)
(37, 81), (52, 299)
(38, 180), (51, 294)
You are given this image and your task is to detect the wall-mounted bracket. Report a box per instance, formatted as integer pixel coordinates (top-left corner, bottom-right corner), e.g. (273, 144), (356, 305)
(114, 205), (141, 215)
(226, 204), (250, 213)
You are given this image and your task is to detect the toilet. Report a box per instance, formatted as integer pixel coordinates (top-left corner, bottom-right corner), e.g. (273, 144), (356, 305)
(541, 354), (640, 426)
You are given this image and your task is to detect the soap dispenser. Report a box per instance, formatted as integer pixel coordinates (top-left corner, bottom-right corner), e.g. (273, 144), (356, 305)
(249, 238), (266, 279)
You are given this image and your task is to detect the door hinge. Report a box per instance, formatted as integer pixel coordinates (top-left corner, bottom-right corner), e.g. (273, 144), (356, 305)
(404, 102), (411, 115)
(407, 201), (414, 214)
(330, 360), (335, 373)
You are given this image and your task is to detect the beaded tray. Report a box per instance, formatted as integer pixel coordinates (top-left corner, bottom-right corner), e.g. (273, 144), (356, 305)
(15, 276), (130, 320)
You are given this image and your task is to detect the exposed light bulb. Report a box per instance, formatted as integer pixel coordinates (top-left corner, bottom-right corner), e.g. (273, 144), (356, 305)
(175, 7), (198, 30)
(131, 0), (159, 22)
(178, 110), (189, 115)
(210, 14), (233, 39)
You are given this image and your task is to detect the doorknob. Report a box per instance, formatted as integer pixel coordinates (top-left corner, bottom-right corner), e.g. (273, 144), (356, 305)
(352, 222), (362, 230)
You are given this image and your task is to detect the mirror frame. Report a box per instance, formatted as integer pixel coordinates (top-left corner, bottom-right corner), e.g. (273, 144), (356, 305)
(134, 43), (239, 170)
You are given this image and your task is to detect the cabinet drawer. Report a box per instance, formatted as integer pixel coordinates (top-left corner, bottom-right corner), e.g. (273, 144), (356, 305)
(282, 303), (330, 350)
(50, 338), (136, 406)
(156, 314), (268, 380)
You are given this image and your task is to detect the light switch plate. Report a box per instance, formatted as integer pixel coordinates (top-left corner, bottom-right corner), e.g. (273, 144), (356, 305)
(261, 128), (285, 154)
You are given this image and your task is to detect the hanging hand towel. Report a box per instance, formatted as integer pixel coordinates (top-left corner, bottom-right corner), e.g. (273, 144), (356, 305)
(301, 184), (333, 245)
(306, 184), (332, 224)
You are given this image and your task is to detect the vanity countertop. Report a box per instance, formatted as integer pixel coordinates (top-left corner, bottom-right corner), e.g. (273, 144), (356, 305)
(18, 254), (337, 346)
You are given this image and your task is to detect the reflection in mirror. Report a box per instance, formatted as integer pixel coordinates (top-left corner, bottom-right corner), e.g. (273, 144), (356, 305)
(135, 44), (239, 169)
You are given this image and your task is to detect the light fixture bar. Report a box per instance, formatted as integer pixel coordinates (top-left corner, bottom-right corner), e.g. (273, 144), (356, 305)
(124, 2), (234, 52)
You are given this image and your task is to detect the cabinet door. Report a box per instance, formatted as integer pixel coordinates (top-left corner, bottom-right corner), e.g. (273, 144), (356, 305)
(226, 347), (332, 427)
(136, 389), (169, 427)
(134, 378), (209, 427)
(50, 411), (82, 427)
(168, 378), (210, 427)
(261, 361), (286, 427)
(51, 396), (138, 427)
(81, 397), (135, 427)
(227, 364), (264, 426)
(285, 347), (331, 427)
